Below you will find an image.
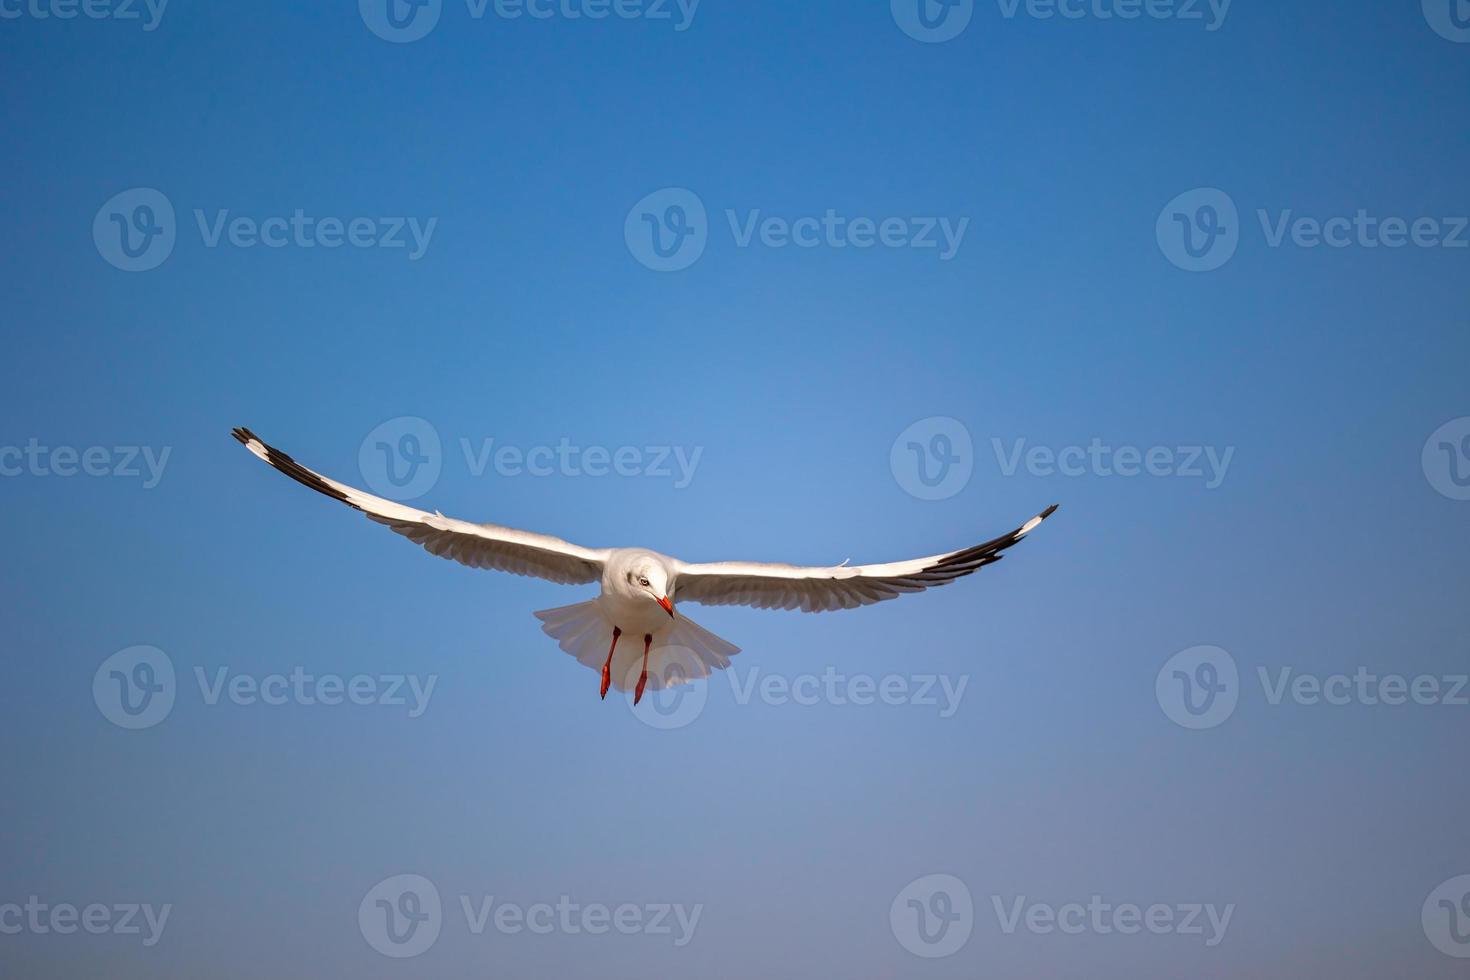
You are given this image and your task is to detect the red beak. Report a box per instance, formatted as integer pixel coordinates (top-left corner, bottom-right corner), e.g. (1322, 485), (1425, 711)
(657, 595), (675, 618)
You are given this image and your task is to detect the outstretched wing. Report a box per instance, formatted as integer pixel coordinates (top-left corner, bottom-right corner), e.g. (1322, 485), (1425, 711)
(232, 427), (607, 585)
(673, 505), (1057, 612)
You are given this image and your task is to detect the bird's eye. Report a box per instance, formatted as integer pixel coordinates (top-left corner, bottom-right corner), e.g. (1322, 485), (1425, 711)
(638, 576), (650, 587)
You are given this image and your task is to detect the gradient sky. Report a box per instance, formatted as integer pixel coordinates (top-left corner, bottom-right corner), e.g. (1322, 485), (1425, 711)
(2, 1), (1469, 977)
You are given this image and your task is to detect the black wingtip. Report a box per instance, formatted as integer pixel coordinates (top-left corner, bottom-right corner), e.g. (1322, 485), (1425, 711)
(1039, 503), (1059, 520)
(229, 426), (356, 508)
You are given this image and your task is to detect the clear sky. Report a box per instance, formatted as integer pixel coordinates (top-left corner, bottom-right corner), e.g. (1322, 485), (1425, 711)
(2, 1), (1469, 977)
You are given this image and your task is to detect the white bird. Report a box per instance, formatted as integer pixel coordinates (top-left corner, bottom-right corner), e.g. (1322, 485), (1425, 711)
(232, 428), (1057, 704)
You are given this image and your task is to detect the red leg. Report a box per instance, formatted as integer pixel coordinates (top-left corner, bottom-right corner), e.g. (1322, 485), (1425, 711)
(634, 634), (653, 705)
(600, 627), (621, 700)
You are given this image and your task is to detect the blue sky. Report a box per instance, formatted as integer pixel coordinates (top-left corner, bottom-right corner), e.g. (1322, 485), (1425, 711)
(2, 1), (1469, 976)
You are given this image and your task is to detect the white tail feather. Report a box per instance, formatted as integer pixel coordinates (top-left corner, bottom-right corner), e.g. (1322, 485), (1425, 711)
(533, 600), (740, 692)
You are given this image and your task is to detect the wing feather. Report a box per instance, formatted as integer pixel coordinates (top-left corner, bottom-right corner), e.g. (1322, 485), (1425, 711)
(232, 427), (607, 585)
(674, 506), (1057, 612)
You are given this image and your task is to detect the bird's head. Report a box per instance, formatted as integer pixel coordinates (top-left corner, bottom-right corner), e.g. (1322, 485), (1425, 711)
(627, 561), (675, 618)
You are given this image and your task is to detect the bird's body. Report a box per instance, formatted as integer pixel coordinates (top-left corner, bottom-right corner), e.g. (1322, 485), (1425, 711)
(231, 427), (1057, 704)
(598, 549), (680, 639)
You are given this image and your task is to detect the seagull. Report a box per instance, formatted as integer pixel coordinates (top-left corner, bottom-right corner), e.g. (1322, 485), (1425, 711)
(232, 427), (1057, 704)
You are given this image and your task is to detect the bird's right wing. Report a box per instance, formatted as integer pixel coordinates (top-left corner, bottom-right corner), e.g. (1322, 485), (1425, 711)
(674, 506), (1057, 613)
(232, 428), (608, 585)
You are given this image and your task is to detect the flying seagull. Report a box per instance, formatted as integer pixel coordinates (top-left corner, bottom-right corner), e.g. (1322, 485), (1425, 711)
(232, 427), (1057, 704)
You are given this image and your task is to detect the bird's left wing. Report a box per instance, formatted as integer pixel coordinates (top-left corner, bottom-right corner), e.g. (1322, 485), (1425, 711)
(673, 505), (1057, 612)
(232, 428), (608, 585)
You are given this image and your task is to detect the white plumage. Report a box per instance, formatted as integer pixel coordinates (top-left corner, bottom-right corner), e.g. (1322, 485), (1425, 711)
(233, 427), (1057, 703)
